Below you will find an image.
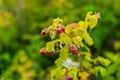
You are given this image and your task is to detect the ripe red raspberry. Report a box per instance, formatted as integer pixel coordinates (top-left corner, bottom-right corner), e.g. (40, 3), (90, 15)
(47, 52), (53, 56)
(41, 30), (46, 35)
(56, 25), (62, 34)
(56, 29), (62, 34)
(61, 27), (65, 32)
(70, 49), (77, 54)
(39, 48), (46, 55)
(40, 51), (44, 55)
(67, 78), (73, 80)
(69, 43), (78, 54)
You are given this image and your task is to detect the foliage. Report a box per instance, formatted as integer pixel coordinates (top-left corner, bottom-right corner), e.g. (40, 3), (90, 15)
(0, 0), (120, 79)
(100, 41), (120, 80)
(39, 12), (110, 80)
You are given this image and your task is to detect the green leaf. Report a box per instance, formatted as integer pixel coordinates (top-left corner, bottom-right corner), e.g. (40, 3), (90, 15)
(103, 59), (111, 67)
(85, 12), (98, 30)
(103, 76), (115, 80)
(55, 58), (63, 67)
(49, 30), (56, 40)
(82, 59), (92, 69)
(55, 68), (66, 79)
(50, 67), (60, 79)
(68, 67), (78, 79)
(85, 12), (93, 22)
(59, 33), (67, 39)
(65, 25), (72, 35)
(114, 41), (120, 51)
(78, 21), (89, 30)
(79, 42), (90, 51)
(107, 63), (118, 75)
(100, 67), (107, 77)
(73, 27), (85, 37)
(46, 41), (55, 52)
(60, 36), (70, 46)
(94, 66), (100, 76)
(73, 36), (82, 46)
(60, 48), (69, 60)
(1, 52), (11, 61)
(94, 66), (107, 77)
(78, 71), (89, 80)
(117, 70), (120, 79)
(51, 67), (66, 80)
(83, 32), (93, 46)
(84, 56), (93, 62)
(89, 16), (98, 30)
(53, 17), (63, 25)
(94, 56), (111, 67)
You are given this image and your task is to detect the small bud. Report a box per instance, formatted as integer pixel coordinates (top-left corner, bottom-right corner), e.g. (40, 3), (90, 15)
(39, 48), (46, 55)
(94, 12), (100, 19)
(61, 27), (65, 32)
(41, 30), (46, 35)
(67, 78), (73, 80)
(70, 49), (77, 54)
(40, 51), (44, 55)
(56, 29), (62, 34)
(47, 52), (53, 56)
(69, 43), (78, 54)
(56, 25), (62, 34)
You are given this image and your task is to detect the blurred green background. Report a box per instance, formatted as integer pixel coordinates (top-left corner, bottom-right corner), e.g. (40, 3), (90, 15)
(0, 0), (120, 80)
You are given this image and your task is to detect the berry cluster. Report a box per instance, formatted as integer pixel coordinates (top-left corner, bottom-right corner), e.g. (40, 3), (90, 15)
(56, 25), (65, 34)
(39, 48), (52, 56)
(39, 43), (78, 56)
(38, 13), (111, 80)
(41, 24), (65, 36)
(40, 23), (80, 56)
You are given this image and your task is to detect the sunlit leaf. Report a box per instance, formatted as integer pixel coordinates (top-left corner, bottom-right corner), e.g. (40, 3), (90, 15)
(51, 67), (66, 80)
(68, 67), (78, 79)
(78, 21), (89, 30)
(78, 71), (89, 80)
(83, 32), (93, 45)
(73, 27), (85, 37)
(85, 12), (93, 21)
(89, 16), (98, 30)
(94, 66), (107, 77)
(107, 63), (118, 75)
(60, 35), (70, 46)
(49, 30), (56, 39)
(55, 58), (63, 67)
(46, 41), (55, 52)
(65, 25), (72, 35)
(73, 36), (82, 46)
(60, 48), (69, 60)
(94, 56), (111, 67)
(53, 17), (63, 25)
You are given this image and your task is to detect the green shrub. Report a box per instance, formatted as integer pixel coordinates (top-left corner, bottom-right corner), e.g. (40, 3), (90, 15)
(39, 12), (110, 80)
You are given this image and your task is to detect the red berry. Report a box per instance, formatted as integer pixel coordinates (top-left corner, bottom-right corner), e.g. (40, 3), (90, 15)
(61, 27), (65, 32)
(47, 52), (52, 56)
(39, 48), (46, 55)
(41, 29), (47, 35)
(70, 49), (77, 54)
(67, 78), (73, 80)
(69, 43), (78, 54)
(41, 31), (46, 35)
(40, 51), (44, 55)
(56, 29), (62, 34)
(55, 25), (62, 34)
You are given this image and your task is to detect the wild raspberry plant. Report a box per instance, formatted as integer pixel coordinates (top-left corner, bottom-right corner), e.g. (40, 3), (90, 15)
(39, 12), (110, 80)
